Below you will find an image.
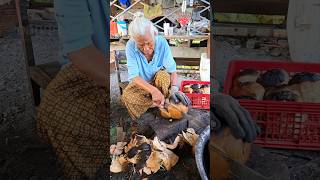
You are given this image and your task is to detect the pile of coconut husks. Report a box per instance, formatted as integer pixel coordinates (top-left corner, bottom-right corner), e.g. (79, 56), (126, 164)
(109, 128), (199, 178)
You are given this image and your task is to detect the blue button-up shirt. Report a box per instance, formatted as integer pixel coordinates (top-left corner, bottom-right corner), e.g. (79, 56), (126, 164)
(126, 35), (177, 82)
(54, 0), (108, 65)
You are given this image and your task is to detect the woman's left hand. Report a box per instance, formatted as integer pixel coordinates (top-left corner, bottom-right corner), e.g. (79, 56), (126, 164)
(169, 85), (192, 106)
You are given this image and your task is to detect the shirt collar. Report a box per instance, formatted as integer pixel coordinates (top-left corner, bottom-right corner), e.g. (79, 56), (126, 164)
(134, 42), (139, 52)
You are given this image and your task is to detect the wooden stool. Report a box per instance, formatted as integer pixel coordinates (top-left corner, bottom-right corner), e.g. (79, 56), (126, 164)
(29, 61), (61, 105)
(114, 50), (129, 94)
(15, 0), (58, 106)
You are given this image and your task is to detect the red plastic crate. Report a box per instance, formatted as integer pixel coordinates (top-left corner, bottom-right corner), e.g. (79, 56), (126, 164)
(223, 60), (320, 150)
(180, 80), (210, 110)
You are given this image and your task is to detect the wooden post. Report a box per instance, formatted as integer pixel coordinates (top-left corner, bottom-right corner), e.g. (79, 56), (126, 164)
(15, 0), (40, 106)
(209, 2), (215, 79)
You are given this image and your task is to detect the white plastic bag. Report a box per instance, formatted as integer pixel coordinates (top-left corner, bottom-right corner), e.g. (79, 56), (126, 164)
(199, 53), (210, 81)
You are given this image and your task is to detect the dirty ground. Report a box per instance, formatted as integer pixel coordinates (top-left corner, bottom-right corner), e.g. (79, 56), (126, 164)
(0, 23), (66, 180)
(110, 63), (210, 179)
(110, 145), (201, 180)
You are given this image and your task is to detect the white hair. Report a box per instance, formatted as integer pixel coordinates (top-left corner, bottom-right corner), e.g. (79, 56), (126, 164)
(128, 12), (158, 41)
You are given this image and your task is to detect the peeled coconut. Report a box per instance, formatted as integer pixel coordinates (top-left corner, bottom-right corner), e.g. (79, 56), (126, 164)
(160, 149), (179, 171)
(146, 151), (161, 173)
(182, 128), (199, 152)
(110, 156), (123, 173)
(159, 100), (188, 120)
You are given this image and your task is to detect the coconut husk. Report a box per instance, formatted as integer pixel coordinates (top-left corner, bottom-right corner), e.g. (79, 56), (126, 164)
(160, 149), (179, 171)
(110, 130), (189, 176)
(159, 99), (189, 120)
(231, 79), (265, 100)
(182, 128), (199, 146)
(143, 167), (152, 175)
(125, 134), (150, 153)
(146, 151), (161, 173)
(152, 136), (181, 151)
(110, 156), (123, 173)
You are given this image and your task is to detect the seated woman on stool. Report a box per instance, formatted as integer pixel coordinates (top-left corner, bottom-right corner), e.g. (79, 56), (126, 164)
(122, 12), (190, 121)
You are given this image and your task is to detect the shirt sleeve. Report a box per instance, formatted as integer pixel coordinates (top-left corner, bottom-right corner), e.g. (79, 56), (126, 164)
(54, 0), (93, 57)
(126, 41), (140, 80)
(162, 37), (177, 73)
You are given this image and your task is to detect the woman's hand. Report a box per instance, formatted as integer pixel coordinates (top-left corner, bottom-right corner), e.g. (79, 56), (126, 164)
(169, 85), (191, 106)
(132, 76), (165, 108)
(151, 88), (165, 108)
(211, 94), (261, 143)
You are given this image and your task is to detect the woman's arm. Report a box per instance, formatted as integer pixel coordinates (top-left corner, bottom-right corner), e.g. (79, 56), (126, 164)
(170, 72), (178, 87)
(55, 0), (107, 86)
(132, 76), (164, 108)
(68, 45), (107, 87)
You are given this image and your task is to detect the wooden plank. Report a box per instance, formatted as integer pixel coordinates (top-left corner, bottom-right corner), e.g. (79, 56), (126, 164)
(28, 8), (55, 21)
(214, 23), (287, 38)
(29, 66), (52, 89)
(121, 35), (209, 40)
(0, 2), (18, 37)
(29, 1), (53, 9)
(15, 0), (39, 106)
(176, 69), (199, 74)
(16, 0), (36, 66)
(121, 7), (179, 21)
(170, 46), (207, 59)
(175, 58), (200, 66)
(110, 43), (126, 51)
(37, 61), (61, 78)
(163, 35), (209, 40)
(116, 127), (124, 142)
(29, 61), (61, 89)
(110, 44), (208, 59)
(119, 82), (129, 89)
(214, 0), (289, 15)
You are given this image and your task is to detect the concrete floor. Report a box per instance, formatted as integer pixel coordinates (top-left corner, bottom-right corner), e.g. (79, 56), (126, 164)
(0, 25), (65, 179)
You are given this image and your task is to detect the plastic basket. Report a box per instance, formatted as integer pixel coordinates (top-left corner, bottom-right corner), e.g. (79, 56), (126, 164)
(180, 80), (210, 110)
(223, 60), (320, 150)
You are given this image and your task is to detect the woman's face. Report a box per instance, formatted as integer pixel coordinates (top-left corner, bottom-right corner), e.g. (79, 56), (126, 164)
(134, 32), (155, 57)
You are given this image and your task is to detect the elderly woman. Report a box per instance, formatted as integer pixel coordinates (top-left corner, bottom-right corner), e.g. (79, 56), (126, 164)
(122, 13), (190, 120)
(36, 0), (108, 179)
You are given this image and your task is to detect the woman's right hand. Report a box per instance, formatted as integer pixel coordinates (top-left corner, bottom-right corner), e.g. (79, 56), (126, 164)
(131, 77), (165, 108)
(151, 88), (165, 108)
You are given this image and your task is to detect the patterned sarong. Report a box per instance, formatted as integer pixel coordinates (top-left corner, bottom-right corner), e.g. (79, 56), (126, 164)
(122, 70), (171, 120)
(37, 64), (108, 179)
